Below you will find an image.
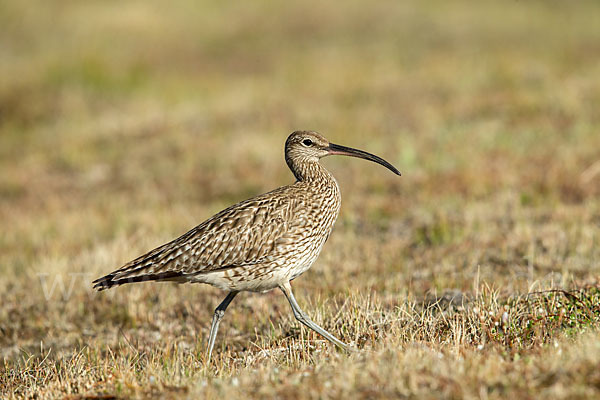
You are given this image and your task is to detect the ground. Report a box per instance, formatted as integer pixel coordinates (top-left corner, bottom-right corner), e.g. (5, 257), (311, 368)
(1, 1), (600, 398)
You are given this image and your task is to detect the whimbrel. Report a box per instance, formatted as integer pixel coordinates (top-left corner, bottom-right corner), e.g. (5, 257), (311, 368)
(93, 131), (400, 361)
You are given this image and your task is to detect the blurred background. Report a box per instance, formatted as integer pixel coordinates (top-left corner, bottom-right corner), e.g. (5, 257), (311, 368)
(1, 0), (600, 381)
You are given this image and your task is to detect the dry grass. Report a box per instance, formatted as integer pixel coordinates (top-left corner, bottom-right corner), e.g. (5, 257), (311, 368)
(1, 0), (600, 398)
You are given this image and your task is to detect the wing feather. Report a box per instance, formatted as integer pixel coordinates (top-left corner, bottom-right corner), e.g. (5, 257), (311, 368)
(93, 185), (307, 289)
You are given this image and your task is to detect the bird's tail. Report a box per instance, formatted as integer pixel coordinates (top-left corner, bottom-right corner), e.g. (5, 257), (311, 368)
(92, 270), (185, 291)
(92, 238), (188, 291)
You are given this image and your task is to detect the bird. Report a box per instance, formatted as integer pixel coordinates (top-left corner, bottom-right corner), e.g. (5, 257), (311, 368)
(93, 131), (400, 362)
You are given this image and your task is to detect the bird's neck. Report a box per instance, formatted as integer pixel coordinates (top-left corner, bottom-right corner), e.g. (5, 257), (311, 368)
(289, 160), (335, 184)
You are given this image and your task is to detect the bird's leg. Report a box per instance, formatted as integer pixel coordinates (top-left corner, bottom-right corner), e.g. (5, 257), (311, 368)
(207, 291), (238, 363)
(279, 281), (349, 351)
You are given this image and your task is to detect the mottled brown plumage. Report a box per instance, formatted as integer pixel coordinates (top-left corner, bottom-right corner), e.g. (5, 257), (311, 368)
(93, 131), (400, 361)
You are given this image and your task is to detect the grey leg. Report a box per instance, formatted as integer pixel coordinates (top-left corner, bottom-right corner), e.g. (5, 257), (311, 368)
(207, 291), (238, 363)
(279, 281), (349, 350)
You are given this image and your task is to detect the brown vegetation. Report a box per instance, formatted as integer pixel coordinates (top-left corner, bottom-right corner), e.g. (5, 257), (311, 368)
(1, 0), (599, 398)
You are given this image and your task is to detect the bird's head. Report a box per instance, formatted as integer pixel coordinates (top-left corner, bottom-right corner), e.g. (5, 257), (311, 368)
(285, 130), (401, 179)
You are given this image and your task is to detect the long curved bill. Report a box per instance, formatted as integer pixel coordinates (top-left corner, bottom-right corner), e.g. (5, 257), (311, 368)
(327, 143), (401, 176)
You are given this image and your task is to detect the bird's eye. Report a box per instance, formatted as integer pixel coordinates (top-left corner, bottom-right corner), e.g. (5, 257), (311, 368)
(302, 139), (313, 147)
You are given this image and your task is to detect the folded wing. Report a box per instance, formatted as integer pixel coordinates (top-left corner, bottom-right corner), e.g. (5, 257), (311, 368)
(93, 186), (308, 290)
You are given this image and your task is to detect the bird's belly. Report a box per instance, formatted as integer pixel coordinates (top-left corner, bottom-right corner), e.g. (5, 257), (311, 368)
(286, 248), (320, 281)
(191, 240), (325, 293)
(191, 262), (290, 293)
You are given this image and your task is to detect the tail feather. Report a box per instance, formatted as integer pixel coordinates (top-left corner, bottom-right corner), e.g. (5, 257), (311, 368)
(92, 271), (185, 291)
(92, 234), (191, 291)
